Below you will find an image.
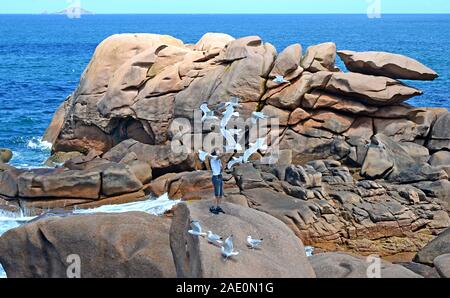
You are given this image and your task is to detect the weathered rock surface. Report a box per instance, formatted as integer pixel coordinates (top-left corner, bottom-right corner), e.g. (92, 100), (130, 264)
(314, 72), (423, 106)
(0, 148), (13, 164)
(414, 228), (450, 265)
(310, 252), (422, 278)
(0, 212), (176, 278)
(170, 200), (316, 278)
(433, 253), (450, 278)
(338, 50), (438, 81)
(3, 33), (448, 265)
(397, 262), (441, 278)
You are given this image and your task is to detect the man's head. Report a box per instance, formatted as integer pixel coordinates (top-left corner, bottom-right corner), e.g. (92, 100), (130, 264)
(211, 148), (221, 157)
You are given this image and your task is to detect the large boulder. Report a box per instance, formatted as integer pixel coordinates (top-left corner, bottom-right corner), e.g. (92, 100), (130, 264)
(428, 112), (450, 151)
(18, 169), (101, 199)
(169, 200), (316, 278)
(267, 43), (303, 87)
(0, 168), (24, 197)
(0, 148), (13, 163)
(337, 50), (438, 81)
(414, 228), (450, 265)
(301, 42), (338, 72)
(361, 134), (447, 183)
(433, 254), (450, 278)
(52, 34), (185, 154)
(314, 71), (422, 106)
(103, 139), (196, 176)
(0, 212), (176, 278)
(310, 252), (422, 278)
(194, 32), (235, 52)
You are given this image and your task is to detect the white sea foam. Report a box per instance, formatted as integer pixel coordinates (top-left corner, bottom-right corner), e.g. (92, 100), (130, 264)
(0, 193), (179, 278)
(26, 137), (52, 151)
(73, 193), (180, 216)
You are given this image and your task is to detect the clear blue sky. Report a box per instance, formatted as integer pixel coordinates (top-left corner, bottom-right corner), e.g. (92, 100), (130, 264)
(1, 0), (450, 14)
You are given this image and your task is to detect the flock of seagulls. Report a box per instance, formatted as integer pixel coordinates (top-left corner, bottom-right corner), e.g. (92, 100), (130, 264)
(188, 220), (263, 260)
(198, 97), (270, 170)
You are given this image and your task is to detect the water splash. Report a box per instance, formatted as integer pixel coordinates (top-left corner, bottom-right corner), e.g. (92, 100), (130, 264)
(26, 137), (52, 151)
(73, 193), (180, 216)
(0, 193), (179, 278)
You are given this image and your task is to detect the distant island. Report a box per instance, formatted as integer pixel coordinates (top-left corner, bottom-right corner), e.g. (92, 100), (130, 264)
(52, 8), (94, 15)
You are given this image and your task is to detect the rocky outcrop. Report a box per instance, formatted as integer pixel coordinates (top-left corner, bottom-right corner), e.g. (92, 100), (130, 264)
(337, 50), (438, 81)
(0, 148), (13, 163)
(0, 157), (151, 212)
(433, 254), (450, 278)
(169, 200), (316, 278)
(310, 252), (421, 278)
(0, 212), (176, 278)
(414, 228), (450, 265)
(1, 33), (448, 267)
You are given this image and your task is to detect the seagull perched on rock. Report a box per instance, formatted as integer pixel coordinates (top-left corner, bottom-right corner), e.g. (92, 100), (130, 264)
(188, 220), (207, 237)
(221, 235), (239, 260)
(273, 75), (290, 84)
(243, 138), (268, 163)
(207, 231), (223, 245)
(251, 111), (268, 124)
(200, 103), (218, 122)
(227, 156), (243, 170)
(247, 236), (263, 249)
(221, 104), (239, 128)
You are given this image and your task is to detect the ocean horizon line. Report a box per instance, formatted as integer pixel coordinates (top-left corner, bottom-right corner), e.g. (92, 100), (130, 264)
(1, 13), (450, 15)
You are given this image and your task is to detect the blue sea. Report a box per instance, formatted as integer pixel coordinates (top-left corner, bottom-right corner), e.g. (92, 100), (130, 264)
(0, 14), (449, 168)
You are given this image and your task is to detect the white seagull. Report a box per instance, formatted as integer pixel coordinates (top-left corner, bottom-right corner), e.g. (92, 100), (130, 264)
(200, 103), (218, 122)
(227, 156), (243, 170)
(251, 111), (268, 124)
(221, 128), (242, 152)
(188, 220), (207, 237)
(221, 104), (239, 128)
(273, 75), (290, 84)
(207, 231), (223, 245)
(247, 236), (263, 249)
(243, 137), (268, 163)
(225, 97), (242, 108)
(198, 150), (210, 162)
(221, 235), (239, 260)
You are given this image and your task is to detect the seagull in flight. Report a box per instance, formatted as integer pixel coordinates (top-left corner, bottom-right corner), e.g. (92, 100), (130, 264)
(227, 156), (243, 170)
(247, 236), (263, 249)
(207, 231), (223, 245)
(221, 104), (239, 128)
(243, 137), (268, 163)
(188, 220), (207, 237)
(273, 75), (290, 84)
(221, 128), (242, 152)
(251, 111), (268, 124)
(198, 150), (210, 162)
(225, 97), (242, 108)
(200, 103), (218, 122)
(221, 235), (239, 260)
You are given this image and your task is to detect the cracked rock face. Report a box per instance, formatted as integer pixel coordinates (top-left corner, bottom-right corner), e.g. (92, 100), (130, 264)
(1, 33), (448, 264)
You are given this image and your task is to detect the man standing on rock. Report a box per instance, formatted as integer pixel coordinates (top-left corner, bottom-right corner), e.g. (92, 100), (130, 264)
(209, 149), (225, 215)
